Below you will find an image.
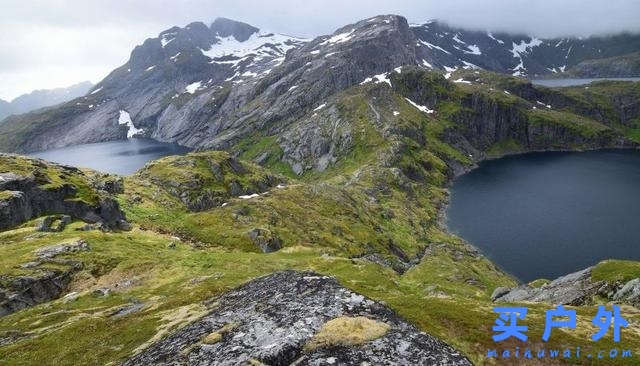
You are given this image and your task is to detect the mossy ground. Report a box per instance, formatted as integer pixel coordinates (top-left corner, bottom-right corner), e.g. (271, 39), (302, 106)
(0, 154), (100, 205)
(303, 316), (390, 351)
(3, 221), (639, 365)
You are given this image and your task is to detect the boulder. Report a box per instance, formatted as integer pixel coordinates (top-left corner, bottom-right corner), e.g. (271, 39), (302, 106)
(613, 278), (640, 306)
(35, 215), (72, 232)
(35, 239), (90, 259)
(248, 228), (282, 253)
(0, 270), (74, 316)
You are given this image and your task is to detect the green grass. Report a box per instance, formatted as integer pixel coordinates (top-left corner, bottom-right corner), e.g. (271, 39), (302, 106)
(486, 138), (523, 157)
(235, 135), (297, 178)
(592, 260), (640, 283)
(527, 108), (611, 139)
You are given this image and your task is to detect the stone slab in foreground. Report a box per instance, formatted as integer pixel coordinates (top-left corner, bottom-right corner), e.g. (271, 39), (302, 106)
(123, 270), (471, 365)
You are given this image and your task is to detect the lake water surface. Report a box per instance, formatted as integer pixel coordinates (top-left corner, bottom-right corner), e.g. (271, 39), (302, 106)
(531, 77), (640, 87)
(30, 139), (191, 175)
(447, 149), (640, 283)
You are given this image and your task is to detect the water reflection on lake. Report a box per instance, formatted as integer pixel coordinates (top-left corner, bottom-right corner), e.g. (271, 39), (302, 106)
(29, 138), (191, 175)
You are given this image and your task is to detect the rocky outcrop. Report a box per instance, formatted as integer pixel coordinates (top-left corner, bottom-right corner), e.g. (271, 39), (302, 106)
(123, 271), (472, 366)
(247, 228), (282, 253)
(34, 239), (90, 259)
(0, 270), (75, 316)
(0, 156), (128, 230)
(493, 267), (612, 305)
(613, 278), (640, 306)
(136, 151), (285, 211)
(35, 214), (72, 232)
(491, 266), (640, 309)
(0, 239), (90, 316)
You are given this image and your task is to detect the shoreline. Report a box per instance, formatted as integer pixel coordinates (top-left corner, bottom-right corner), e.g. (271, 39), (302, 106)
(436, 145), (640, 285)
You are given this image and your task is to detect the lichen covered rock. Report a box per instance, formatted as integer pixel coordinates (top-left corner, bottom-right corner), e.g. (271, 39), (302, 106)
(123, 271), (471, 365)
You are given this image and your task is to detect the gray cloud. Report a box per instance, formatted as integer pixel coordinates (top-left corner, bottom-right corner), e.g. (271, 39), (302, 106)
(1, 0), (639, 100)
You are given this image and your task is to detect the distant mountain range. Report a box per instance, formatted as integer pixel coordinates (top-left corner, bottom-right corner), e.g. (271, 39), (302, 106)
(411, 21), (640, 77)
(0, 81), (93, 121)
(0, 16), (638, 154)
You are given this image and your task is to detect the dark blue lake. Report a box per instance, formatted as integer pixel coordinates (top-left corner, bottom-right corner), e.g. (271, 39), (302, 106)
(447, 149), (640, 283)
(29, 138), (191, 175)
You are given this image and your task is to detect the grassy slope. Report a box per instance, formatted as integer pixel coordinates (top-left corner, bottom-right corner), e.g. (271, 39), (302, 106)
(1, 71), (640, 365)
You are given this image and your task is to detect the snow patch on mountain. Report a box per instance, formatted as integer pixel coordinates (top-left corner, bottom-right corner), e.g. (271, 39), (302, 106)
(510, 37), (543, 76)
(487, 32), (504, 44)
(404, 98), (434, 114)
(118, 110), (143, 138)
(464, 45), (481, 55)
(185, 81), (201, 94)
(461, 61), (480, 69)
(453, 78), (471, 84)
(452, 34), (466, 44)
(443, 66), (457, 79)
(313, 103), (326, 111)
(320, 29), (355, 45)
(511, 38), (543, 58)
(161, 36), (174, 48)
(360, 73), (391, 86)
(417, 40), (451, 55)
(201, 32), (307, 61)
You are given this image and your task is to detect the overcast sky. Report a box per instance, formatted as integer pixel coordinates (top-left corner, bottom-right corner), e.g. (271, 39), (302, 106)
(1, 0), (639, 100)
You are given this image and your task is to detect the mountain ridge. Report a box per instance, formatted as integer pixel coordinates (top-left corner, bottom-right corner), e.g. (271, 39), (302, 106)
(0, 14), (639, 157)
(0, 81), (93, 122)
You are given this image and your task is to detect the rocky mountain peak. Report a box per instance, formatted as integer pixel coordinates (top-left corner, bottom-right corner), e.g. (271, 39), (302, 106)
(314, 15), (413, 49)
(210, 17), (260, 42)
(2, 14), (639, 155)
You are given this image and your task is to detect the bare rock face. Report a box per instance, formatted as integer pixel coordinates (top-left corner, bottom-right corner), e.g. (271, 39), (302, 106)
(493, 267), (614, 305)
(1, 15), (640, 155)
(613, 278), (640, 306)
(0, 271), (74, 316)
(123, 271), (472, 366)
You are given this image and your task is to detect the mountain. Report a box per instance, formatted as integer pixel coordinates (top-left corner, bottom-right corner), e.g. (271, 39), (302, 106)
(2, 14), (640, 365)
(0, 16), (639, 154)
(0, 100), (10, 118)
(411, 21), (640, 77)
(558, 51), (640, 78)
(0, 81), (93, 121)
